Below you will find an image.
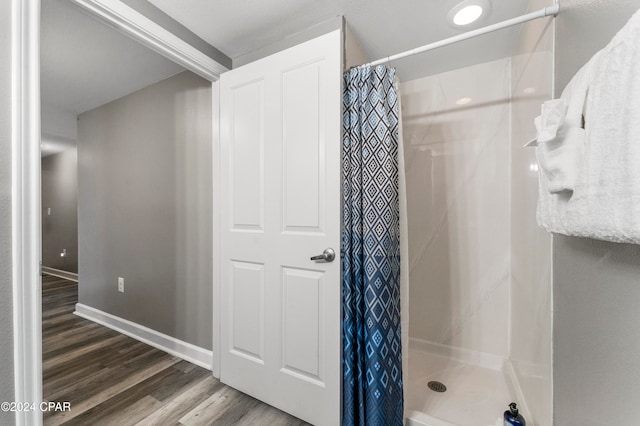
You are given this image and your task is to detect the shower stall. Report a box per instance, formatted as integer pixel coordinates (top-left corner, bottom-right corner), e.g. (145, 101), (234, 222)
(399, 1), (554, 425)
(214, 2), (555, 424)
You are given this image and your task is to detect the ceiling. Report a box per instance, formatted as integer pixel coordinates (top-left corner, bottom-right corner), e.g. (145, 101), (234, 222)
(41, 0), (533, 117)
(149, 0), (530, 80)
(41, 0), (184, 117)
(40, 0), (533, 154)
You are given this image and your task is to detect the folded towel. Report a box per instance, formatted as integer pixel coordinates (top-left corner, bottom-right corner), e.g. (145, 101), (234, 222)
(536, 8), (640, 244)
(535, 99), (567, 143)
(536, 127), (585, 193)
(533, 97), (588, 193)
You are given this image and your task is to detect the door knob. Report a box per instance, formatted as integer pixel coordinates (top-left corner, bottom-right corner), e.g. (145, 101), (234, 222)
(310, 248), (335, 262)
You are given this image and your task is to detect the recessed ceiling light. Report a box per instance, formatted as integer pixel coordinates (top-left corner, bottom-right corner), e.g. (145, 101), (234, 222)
(456, 97), (472, 105)
(454, 5), (483, 25)
(448, 0), (490, 27)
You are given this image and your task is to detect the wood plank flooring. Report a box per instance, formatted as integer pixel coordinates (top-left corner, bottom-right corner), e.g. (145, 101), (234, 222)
(42, 275), (309, 426)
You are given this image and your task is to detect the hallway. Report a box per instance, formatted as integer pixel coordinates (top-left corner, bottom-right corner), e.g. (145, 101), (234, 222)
(42, 275), (308, 425)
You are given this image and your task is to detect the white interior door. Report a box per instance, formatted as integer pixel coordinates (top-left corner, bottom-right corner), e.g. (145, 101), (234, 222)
(218, 30), (342, 426)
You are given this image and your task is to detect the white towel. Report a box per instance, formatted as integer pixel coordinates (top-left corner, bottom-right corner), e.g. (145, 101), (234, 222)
(536, 8), (640, 244)
(533, 96), (585, 193)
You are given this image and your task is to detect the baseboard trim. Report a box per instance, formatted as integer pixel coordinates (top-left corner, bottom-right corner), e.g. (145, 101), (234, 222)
(409, 337), (506, 371)
(42, 266), (78, 282)
(74, 303), (213, 370)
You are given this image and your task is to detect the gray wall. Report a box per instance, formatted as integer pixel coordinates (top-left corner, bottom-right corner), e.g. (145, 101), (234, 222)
(42, 148), (78, 272)
(553, 2), (640, 424)
(78, 71), (213, 349)
(0, 0), (14, 421)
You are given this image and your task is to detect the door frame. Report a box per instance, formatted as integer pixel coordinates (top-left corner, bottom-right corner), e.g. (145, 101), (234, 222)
(11, 1), (227, 424)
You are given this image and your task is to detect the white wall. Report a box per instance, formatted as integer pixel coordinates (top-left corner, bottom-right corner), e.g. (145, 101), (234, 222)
(233, 17), (343, 68)
(0, 0), (15, 423)
(509, 0), (554, 424)
(401, 58), (512, 358)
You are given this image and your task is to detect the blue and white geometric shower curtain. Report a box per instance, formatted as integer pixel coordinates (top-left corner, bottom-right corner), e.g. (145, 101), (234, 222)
(342, 65), (403, 426)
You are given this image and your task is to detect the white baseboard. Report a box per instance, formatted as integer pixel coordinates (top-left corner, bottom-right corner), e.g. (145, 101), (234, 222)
(42, 266), (78, 282)
(409, 337), (506, 371)
(74, 303), (213, 371)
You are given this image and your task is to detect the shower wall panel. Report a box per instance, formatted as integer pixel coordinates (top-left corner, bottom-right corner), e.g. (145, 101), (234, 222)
(400, 58), (511, 358)
(510, 0), (554, 423)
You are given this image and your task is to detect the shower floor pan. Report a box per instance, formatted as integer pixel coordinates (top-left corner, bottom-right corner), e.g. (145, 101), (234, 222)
(405, 345), (518, 426)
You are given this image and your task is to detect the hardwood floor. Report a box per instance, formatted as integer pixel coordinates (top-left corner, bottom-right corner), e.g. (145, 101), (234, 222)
(42, 275), (309, 426)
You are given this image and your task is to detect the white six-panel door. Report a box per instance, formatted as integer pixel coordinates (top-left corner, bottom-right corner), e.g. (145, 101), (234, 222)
(219, 30), (341, 425)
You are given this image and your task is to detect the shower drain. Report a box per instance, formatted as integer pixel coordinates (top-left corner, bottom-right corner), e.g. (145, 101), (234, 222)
(427, 381), (447, 393)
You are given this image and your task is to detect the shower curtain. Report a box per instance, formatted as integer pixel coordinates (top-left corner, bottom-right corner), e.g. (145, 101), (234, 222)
(342, 65), (404, 426)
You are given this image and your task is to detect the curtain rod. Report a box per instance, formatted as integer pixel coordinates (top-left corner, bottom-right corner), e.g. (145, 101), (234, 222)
(359, 4), (560, 68)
